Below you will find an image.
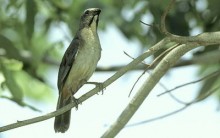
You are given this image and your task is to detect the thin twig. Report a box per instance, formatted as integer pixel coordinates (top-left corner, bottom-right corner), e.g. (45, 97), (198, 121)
(126, 106), (187, 127)
(126, 85), (220, 127)
(168, 93), (187, 104)
(148, 44), (179, 68)
(128, 70), (147, 97)
(158, 69), (220, 96)
(128, 44), (179, 97)
(101, 41), (200, 138)
(123, 51), (150, 66)
(139, 20), (153, 27)
(96, 50), (220, 71)
(123, 51), (151, 97)
(193, 85), (220, 103)
(101, 0), (220, 136)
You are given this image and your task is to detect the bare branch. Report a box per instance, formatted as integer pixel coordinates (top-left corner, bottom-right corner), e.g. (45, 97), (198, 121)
(126, 106), (187, 127)
(128, 70), (147, 97)
(96, 50), (220, 71)
(123, 51), (150, 66)
(128, 44), (179, 97)
(160, 0), (176, 35)
(168, 93), (187, 104)
(0, 38), (169, 132)
(124, 83), (220, 128)
(101, 0), (220, 135)
(170, 32), (220, 45)
(101, 42), (202, 138)
(158, 69), (220, 96)
(139, 20), (152, 27)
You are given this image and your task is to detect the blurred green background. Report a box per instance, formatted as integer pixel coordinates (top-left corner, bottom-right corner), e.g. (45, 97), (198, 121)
(0, 0), (220, 111)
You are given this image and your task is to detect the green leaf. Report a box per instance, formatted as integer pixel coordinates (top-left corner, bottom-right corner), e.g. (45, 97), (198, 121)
(25, 0), (37, 40)
(15, 70), (54, 102)
(0, 57), (54, 103)
(0, 35), (21, 59)
(0, 57), (23, 71)
(197, 69), (220, 99)
(0, 58), (24, 101)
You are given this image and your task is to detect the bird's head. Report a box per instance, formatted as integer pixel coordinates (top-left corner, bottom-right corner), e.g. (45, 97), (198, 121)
(80, 8), (101, 29)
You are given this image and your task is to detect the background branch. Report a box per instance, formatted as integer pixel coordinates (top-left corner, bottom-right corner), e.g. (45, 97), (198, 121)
(96, 50), (220, 72)
(126, 84), (220, 127)
(158, 69), (220, 96)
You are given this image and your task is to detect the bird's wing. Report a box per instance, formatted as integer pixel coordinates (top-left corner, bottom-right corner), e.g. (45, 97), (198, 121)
(57, 38), (80, 92)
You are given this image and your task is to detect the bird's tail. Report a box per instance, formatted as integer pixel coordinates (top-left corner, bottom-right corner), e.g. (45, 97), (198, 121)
(54, 92), (71, 133)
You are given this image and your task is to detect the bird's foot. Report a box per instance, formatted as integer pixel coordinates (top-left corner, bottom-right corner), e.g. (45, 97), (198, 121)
(86, 81), (105, 94)
(71, 96), (80, 110)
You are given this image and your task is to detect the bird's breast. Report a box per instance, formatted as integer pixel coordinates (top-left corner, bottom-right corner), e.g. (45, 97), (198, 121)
(64, 28), (101, 92)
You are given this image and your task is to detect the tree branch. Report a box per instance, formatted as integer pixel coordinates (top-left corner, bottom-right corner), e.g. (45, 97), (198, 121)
(96, 50), (220, 72)
(101, 0), (220, 135)
(101, 41), (201, 138)
(0, 38), (170, 132)
(128, 44), (179, 97)
(160, 0), (175, 35)
(126, 84), (220, 127)
(158, 69), (220, 96)
(100, 33), (220, 138)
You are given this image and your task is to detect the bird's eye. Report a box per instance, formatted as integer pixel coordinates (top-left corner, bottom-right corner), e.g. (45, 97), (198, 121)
(85, 11), (89, 15)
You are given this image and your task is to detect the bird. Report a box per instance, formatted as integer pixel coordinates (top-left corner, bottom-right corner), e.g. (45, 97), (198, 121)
(54, 8), (102, 133)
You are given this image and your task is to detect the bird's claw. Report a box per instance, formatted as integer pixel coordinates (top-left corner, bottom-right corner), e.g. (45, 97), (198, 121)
(86, 82), (105, 94)
(71, 96), (80, 110)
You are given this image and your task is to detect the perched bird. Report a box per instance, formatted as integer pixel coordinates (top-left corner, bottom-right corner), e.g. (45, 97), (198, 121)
(54, 8), (102, 133)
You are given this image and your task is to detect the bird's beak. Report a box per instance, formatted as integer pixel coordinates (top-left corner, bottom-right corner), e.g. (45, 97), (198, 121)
(93, 9), (101, 16)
